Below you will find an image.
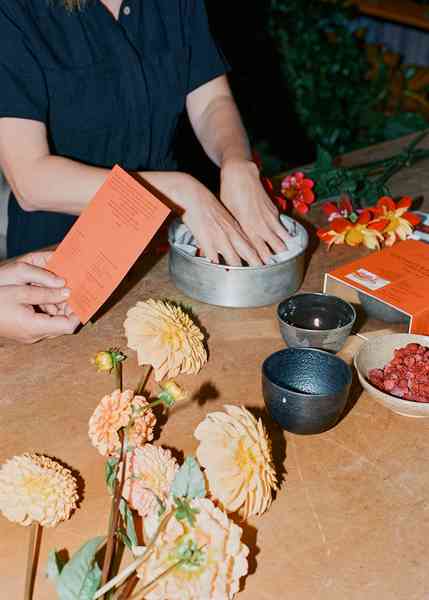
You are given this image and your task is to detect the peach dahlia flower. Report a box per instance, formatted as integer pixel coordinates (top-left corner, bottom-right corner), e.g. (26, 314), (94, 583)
(122, 445), (178, 518)
(195, 405), (278, 519)
(0, 454), (78, 527)
(124, 299), (207, 381)
(88, 389), (155, 456)
(137, 498), (249, 600)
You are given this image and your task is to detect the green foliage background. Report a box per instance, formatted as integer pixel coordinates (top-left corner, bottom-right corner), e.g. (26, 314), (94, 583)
(267, 0), (427, 165)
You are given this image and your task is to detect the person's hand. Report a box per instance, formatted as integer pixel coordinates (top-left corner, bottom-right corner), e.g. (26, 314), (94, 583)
(163, 173), (263, 266)
(0, 255), (79, 343)
(16, 252), (70, 316)
(220, 159), (290, 264)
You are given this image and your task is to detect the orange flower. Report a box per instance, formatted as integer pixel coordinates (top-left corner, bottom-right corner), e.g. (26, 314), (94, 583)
(88, 390), (156, 457)
(318, 212), (384, 250)
(281, 172), (315, 214)
(317, 217), (355, 248)
(372, 196), (421, 246)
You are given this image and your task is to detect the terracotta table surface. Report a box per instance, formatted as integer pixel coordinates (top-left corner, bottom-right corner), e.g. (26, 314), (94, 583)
(2, 136), (429, 600)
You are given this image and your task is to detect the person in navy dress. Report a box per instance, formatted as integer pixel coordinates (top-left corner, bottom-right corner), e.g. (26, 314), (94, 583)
(0, 0), (289, 267)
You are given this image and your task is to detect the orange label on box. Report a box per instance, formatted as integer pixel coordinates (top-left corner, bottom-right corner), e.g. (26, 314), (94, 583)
(47, 165), (170, 324)
(325, 240), (429, 334)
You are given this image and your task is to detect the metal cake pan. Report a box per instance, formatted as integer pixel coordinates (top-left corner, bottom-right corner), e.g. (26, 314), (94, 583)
(168, 219), (309, 308)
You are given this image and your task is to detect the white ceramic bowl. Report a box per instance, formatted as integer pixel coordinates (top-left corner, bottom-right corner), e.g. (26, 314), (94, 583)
(354, 333), (429, 418)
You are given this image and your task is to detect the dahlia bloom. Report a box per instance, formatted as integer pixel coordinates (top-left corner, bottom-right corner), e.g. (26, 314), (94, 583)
(88, 389), (155, 456)
(124, 299), (207, 382)
(137, 498), (249, 600)
(194, 405), (278, 519)
(122, 445), (178, 518)
(0, 454), (78, 527)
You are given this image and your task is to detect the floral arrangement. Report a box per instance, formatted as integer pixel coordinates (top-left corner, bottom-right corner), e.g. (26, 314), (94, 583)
(0, 298), (279, 600)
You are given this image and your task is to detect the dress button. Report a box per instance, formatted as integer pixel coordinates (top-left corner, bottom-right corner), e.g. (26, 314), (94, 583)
(123, 5), (131, 15)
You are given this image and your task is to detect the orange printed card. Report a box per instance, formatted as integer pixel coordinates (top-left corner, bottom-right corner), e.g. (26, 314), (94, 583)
(47, 165), (170, 324)
(324, 240), (429, 334)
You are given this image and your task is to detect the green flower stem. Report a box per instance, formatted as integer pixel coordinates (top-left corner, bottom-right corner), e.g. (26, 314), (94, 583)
(100, 432), (127, 594)
(143, 398), (163, 411)
(94, 511), (174, 599)
(135, 365), (153, 396)
(115, 363), (123, 393)
(24, 522), (41, 600)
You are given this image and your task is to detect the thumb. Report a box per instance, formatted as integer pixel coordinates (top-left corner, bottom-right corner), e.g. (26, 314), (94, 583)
(17, 285), (70, 306)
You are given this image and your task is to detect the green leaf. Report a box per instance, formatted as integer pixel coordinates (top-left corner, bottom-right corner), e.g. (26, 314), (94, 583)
(171, 457), (205, 500)
(55, 536), (104, 600)
(46, 550), (66, 583)
(117, 528), (132, 551)
(119, 499), (138, 548)
(174, 497), (200, 527)
(315, 145), (334, 170)
(105, 458), (119, 494)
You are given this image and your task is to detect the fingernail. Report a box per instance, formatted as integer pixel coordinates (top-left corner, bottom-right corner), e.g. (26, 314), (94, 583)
(55, 277), (66, 286)
(61, 288), (71, 297)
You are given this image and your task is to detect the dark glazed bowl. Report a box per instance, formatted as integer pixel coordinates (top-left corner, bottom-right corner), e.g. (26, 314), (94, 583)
(262, 348), (352, 434)
(277, 293), (356, 353)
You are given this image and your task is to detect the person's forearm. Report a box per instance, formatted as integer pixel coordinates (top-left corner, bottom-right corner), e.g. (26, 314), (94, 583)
(15, 155), (192, 215)
(189, 93), (252, 167)
(15, 155), (109, 214)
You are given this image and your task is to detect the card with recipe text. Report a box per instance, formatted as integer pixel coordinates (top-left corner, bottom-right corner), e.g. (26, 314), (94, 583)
(47, 165), (170, 324)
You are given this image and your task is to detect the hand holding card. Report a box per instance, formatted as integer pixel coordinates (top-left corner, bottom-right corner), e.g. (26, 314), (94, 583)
(47, 166), (170, 324)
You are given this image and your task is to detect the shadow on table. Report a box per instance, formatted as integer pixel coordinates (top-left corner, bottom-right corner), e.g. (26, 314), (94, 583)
(151, 381), (221, 443)
(340, 365), (363, 424)
(91, 240), (167, 324)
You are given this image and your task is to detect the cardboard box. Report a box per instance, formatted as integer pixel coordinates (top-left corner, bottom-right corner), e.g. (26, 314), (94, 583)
(323, 240), (429, 335)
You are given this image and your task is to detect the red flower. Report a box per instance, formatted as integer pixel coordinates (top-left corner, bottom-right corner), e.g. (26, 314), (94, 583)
(261, 176), (288, 212)
(322, 195), (354, 221)
(281, 172), (315, 215)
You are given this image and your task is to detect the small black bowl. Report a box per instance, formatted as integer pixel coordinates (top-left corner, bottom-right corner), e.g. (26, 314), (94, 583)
(262, 348), (352, 434)
(277, 293), (356, 353)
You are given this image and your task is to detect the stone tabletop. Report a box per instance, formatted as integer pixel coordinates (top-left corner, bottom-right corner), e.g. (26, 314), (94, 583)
(1, 134), (429, 600)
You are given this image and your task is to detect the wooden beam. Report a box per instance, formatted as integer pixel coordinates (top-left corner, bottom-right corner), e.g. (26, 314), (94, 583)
(355, 0), (429, 32)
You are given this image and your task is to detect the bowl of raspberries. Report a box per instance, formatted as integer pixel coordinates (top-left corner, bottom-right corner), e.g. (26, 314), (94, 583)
(354, 334), (429, 417)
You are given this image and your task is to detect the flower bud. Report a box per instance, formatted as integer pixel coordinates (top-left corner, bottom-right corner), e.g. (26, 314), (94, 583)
(91, 349), (126, 373)
(158, 380), (187, 407)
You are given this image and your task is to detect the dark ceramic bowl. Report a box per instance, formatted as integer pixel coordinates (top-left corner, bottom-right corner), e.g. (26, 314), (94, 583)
(358, 292), (410, 325)
(262, 348), (352, 434)
(277, 293), (356, 353)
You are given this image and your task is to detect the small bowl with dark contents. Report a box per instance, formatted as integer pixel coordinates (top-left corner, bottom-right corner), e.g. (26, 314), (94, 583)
(262, 347), (352, 434)
(277, 293), (356, 353)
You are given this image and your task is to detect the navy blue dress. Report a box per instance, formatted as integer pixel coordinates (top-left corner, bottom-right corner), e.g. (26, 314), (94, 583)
(0, 0), (228, 257)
